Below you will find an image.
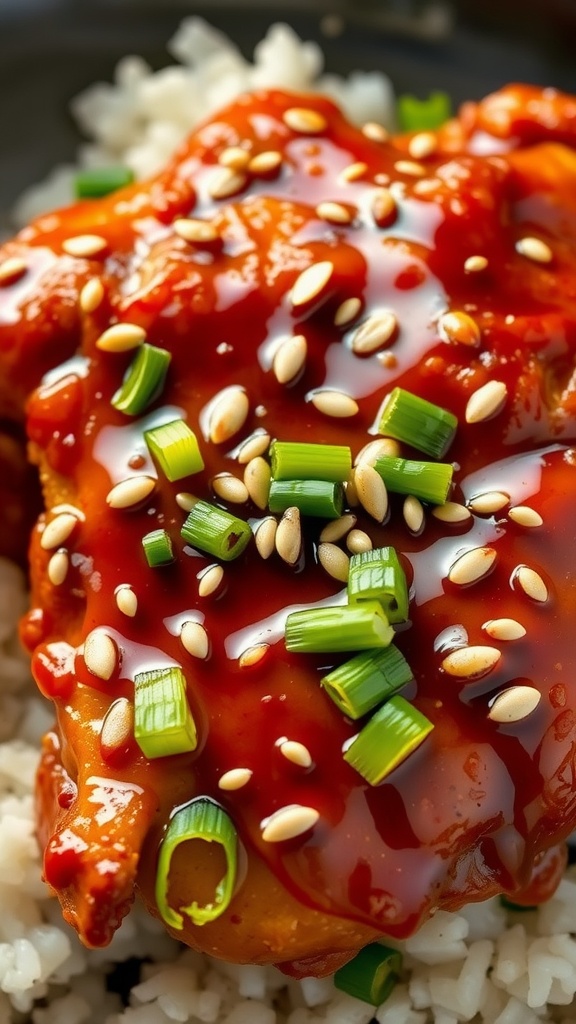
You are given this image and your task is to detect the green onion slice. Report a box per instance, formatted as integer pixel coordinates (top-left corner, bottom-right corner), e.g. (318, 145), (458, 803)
(134, 666), (197, 759)
(142, 529), (174, 567)
(344, 695), (434, 785)
(378, 387), (457, 459)
(181, 499), (251, 561)
(268, 479), (343, 519)
(270, 441), (352, 482)
(334, 942), (403, 1005)
(348, 546), (409, 624)
(145, 419), (205, 482)
(74, 166), (135, 199)
(321, 645), (412, 719)
(285, 602), (393, 654)
(155, 797), (238, 931)
(112, 343), (172, 417)
(397, 91), (452, 132)
(374, 455), (453, 505)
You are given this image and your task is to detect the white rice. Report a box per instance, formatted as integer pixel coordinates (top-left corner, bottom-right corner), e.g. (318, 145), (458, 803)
(4, 18), (576, 1024)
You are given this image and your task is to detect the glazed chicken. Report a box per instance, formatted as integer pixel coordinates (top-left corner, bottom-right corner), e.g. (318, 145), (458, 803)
(1, 83), (576, 979)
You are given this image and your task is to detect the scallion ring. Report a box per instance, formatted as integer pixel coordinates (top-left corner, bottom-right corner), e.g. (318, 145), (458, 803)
(347, 546), (409, 623)
(268, 479), (344, 519)
(285, 602), (393, 654)
(142, 529), (175, 567)
(181, 499), (251, 561)
(334, 942), (403, 1005)
(111, 343), (172, 417)
(134, 666), (197, 759)
(75, 166), (135, 199)
(321, 645), (413, 719)
(344, 695), (434, 785)
(374, 455), (453, 505)
(145, 418), (205, 482)
(270, 441), (352, 482)
(377, 387), (457, 459)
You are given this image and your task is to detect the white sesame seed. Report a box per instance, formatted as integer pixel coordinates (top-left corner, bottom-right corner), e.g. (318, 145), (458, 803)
(255, 516), (278, 560)
(334, 297), (362, 327)
(212, 473), (249, 504)
(279, 740), (313, 768)
(248, 150), (283, 176)
(514, 565), (548, 603)
(432, 502), (472, 524)
(218, 768), (253, 791)
(115, 585), (138, 618)
(441, 646), (501, 678)
(351, 311), (397, 355)
(448, 546), (497, 585)
(283, 107), (327, 134)
(62, 234), (108, 258)
(291, 261), (334, 309)
(0, 256), (27, 286)
(508, 506), (543, 528)
(483, 618), (526, 641)
(275, 506), (302, 565)
(40, 512), (79, 551)
(100, 698), (133, 755)
(465, 380), (508, 423)
(515, 237), (553, 264)
(403, 495), (425, 534)
(208, 167), (248, 200)
(79, 277), (105, 313)
(488, 685), (541, 723)
(318, 542), (350, 583)
(346, 529), (373, 554)
(310, 390), (359, 418)
(273, 334), (307, 384)
(261, 804), (320, 842)
(180, 620), (210, 659)
(371, 187), (397, 227)
(408, 132), (437, 160)
(438, 310), (481, 347)
(239, 644), (269, 668)
(236, 431), (271, 464)
(468, 491), (509, 515)
(320, 513), (356, 543)
(84, 629), (117, 681)
(95, 322), (146, 353)
(243, 457), (271, 510)
(362, 121), (389, 143)
(315, 201), (353, 225)
(198, 564), (224, 598)
(354, 437), (401, 466)
(464, 255), (488, 273)
(47, 549), (69, 586)
(106, 475), (156, 510)
(173, 218), (220, 244)
(218, 146), (250, 170)
(340, 161), (368, 183)
(175, 492), (196, 512)
(50, 502), (85, 522)
(394, 160), (426, 177)
(354, 463), (388, 522)
(209, 387), (250, 444)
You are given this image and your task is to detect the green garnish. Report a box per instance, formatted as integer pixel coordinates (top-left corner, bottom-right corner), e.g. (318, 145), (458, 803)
(134, 666), (197, 759)
(348, 546), (409, 624)
(142, 529), (174, 567)
(111, 343), (172, 416)
(334, 943), (403, 1005)
(181, 499), (251, 561)
(344, 695), (433, 785)
(378, 387), (457, 458)
(285, 602), (393, 654)
(321, 645), (412, 719)
(74, 166), (134, 199)
(145, 419), (204, 482)
(397, 91), (452, 132)
(155, 797), (237, 930)
(270, 441), (352, 482)
(268, 479), (344, 519)
(374, 456), (453, 505)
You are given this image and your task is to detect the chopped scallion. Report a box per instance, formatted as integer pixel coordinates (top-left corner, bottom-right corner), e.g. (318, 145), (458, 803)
(321, 645), (412, 719)
(285, 602), (393, 654)
(181, 499), (251, 560)
(268, 479), (344, 519)
(348, 547), (409, 623)
(334, 943), (403, 1005)
(142, 529), (174, 567)
(74, 166), (135, 199)
(374, 456), (453, 505)
(270, 441), (352, 482)
(155, 797), (237, 930)
(378, 387), (457, 458)
(145, 419), (204, 482)
(344, 695), (433, 785)
(134, 666), (197, 759)
(112, 343), (172, 416)
(397, 92), (452, 132)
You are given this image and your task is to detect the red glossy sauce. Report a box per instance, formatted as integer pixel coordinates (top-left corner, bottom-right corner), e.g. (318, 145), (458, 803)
(3, 84), (576, 971)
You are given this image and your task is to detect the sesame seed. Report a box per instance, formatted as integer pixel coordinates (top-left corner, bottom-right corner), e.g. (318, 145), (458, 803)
(508, 506), (543, 528)
(334, 297), (362, 328)
(468, 491), (509, 515)
(209, 387), (250, 444)
(198, 564), (225, 598)
(248, 150), (283, 176)
(488, 685), (541, 723)
(84, 629), (117, 681)
(432, 502), (472, 524)
(218, 146), (250, 170)
(208, 166), (248, 200)
(218, 768), (253, 791)
(0, 256), (27, 286)
(47, 549), (69, 586)
(346, 529), (373, 554)
(291, 261), (334, 309)
(236, 431), (271, 464)
(40, 511), (79, 551)
(441, 645), (501, 678)
(408, 132), (437, 159)
(315, 201), (353, 225)
(403, 495), (425, 534)
(354, 463), (388, 522)
(96, 322), (146, 353)
(448, 546), (497, 585)
(394, 160), (426, 177)
(310, 390), (359, 418)
(371, 187), (397, 227)
(212, 473), (249, 505)
(283, 107), (327, 134)
(261, 804), (320, 842)
(464, 255), (488, 273)
(239, 644), (269, 668)
(515, 237), (553, 264)
(100, 698), (133, 756)
(275, 506), (302, 565)
(50, 502), (85, 521)
(483, 618), (526, 641)
(106, 475), (156, 509)
(362, 121), (389, 143)
(180, 620), (210, 659)
(340, 161), (368, 183)
(62, 234), (108, 258)
(465, 380), (508, 424)
(273, 334), (307, 384)
(351, 311), (397, 355)
(243, 457), (271, 511)
(318, 542), (350, 583)
(79, 277), (105, 313)
(355, 437), (401, 466)
(255, 516), (278, 560)
(176, 492), (196, 512)
(438, 311), (481, 347)
(279, 740), (313, 768)
(173, 218), (220, 244)
(514, 565), (548, 603)
(115, 585), (138, 617)
(320, 513), (356, 544)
